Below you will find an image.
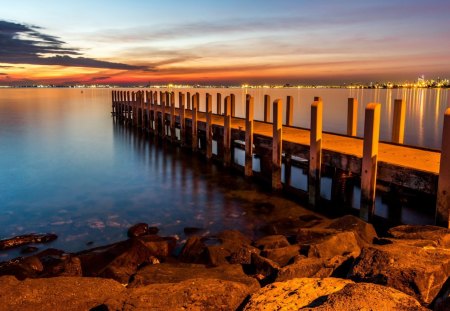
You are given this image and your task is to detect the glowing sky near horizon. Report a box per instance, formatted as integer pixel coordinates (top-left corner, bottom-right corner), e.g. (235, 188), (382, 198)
(1, 0), (450, 85)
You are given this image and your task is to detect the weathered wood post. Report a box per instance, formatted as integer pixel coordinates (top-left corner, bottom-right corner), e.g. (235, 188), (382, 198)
(148, 91), (153, 131)
(112, 91), (115, 114)
(179, 92), (186, 146)
(162, 92), (168, 138)
(272, 99), (283, 190)
(286, 95), (294, 126)
(187, 92), (191, 110)
(436, 108), (450, 228)
(360, 103), (381, 222)
(309, 98), (323, 206)
(192, 93), (199, 151)
(392, 99), (406, 144)
(264, 94), (271, 122)
(154, 91), (160, 136)
(231, 94), (236, 117)
(347, 98), (358, 136)
(245, 94), (254, 176)
(170, 92), (176, 142)
(126, 91), (130, 121)
(224, 96), (232, 166)
(216, 93), (222, 115)
(206, 93), (213, 159)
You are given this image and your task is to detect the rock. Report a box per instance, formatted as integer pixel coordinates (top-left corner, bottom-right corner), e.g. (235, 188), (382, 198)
(259, 217), (313, 236)
(243, 277), (353, 310)
(39, 253), (82, 278)
(0, 233), (57, 250)
(322, 214), (378, 246)
(138, 235), (176, 257)
(251, 253), (280, 281)
(229, 245), (260, 265)
(178, 236), (207, 263)
(147, 226), (159, 235)
(128, 262), (260, 292)
(0, 256), (43, 280)
(254, 235), (290, 250)
(104, 278), (252, 311)
(260, 245), (300, 266)
(0, 275), (124, 311)
(301, 283), (427, 310)
(388, 225), (450, 248)
(349, 243), (450, 305)
(217, 230), (252, 245)
(127, 223), (149, 237)
(183, 227), (204, 235)
(297, 229), (361, 259)
(21, 246), (38, 254)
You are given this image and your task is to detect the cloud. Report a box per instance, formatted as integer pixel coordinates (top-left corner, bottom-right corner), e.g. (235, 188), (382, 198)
(0, 20), (147, 70)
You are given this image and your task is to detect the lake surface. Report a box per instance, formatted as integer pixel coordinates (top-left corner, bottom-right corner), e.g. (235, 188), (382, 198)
(0, 87), (446, 259)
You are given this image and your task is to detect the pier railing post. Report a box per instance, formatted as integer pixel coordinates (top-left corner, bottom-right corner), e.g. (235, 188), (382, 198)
(360, 103), (381, 222)
(309, 98), (323, 207)
(245, 94), (254, 176)
(179, 92), (186, 146)
(392, 99), (406, 144)
(286, 95), (293, 126)
(170, 92), (176, 142)
(192, 93), (199, 152)
(216, 93), (222, 115)
(224, 96), (232, 166)
(206, 93), (213, 159)
(436, 108), (450, 228)
(347, 98), (358, 136)
(264, 94), (271, 122)
(272, 99), (283, 190)
(231, 94), (236, 117)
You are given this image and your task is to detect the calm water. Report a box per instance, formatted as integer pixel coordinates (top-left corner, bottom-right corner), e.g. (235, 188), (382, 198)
(0, 87), (447, 259)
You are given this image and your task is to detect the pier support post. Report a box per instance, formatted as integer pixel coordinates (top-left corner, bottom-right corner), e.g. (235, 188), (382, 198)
(245, 95), (254, 176)
(187, 92), (191, 110)
(170, 92), (176, 142)
(309, 99), (323, 207)
(224, 96), (232, 167)
(272, 99), (283, 190)
(154, 92), (160, 136)
(148, 91), (154, 131)
(206, 93), (213, 159)
(162, 92), (168, 138)
(392, 99), (406, 144)
(347, 98), (358, 136)
(192, 93), (199, 152)
(360, 103), (381, 222)
(231, 94), (236, 117)
(286, 96), (293, 126)
(264, 95), (271, 122)
(126, 91), (130, 122)
(179, 92), (186, 146)
(436, 108), (450, 228)
(216, 93), (222, 115)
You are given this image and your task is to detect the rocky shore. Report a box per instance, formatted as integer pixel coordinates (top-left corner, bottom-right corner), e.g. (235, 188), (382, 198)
(1, 215), (450, 310)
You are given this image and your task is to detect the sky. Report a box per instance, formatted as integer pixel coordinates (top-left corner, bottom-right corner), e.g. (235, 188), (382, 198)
(1, 0), (450, 86)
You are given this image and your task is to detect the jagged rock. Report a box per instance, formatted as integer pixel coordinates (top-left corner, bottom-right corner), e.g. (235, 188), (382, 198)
(349, 243), (450, 305)
(147, 227), (159, 235)
(128, 262), (260, 292)
(229, 244), (260, 265)
(0, 275), (124, 311)
(178, 236), (207, 263)
(321, 214), (378, 246)
(0, 256), (43, 280)
(260, 245), (300, 266)
(251, 253), (280, 280)
(103, 278), (252, 311)
(39, 252), (82, 278)
(259, 217), (321, 236)
(0, 233), (57, 250)
(301, 283), (427, 310)
(388, 225), (450, 248)
(254, 235), (290, 250)
(21, 246), (38, 254)
(127, 223), (149, 237)
(244, 277), (353, 310)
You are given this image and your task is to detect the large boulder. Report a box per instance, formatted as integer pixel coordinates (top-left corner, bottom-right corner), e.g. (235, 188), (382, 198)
(349, 243), (450, 305)
(260, 245), (300, 267)
(254, 235), (290, 250)
(388, 225), (450, 248)
(103, 278), (252, 311)
(0, 275), (124, 311)
(321, 215), (378, 246)
(243, 277), (353, 310)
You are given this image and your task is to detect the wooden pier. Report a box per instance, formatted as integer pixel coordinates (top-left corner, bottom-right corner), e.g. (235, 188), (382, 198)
(111, 90), (449, 227)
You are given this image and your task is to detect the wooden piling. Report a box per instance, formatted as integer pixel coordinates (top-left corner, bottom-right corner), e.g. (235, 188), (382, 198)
(245, 95), (254, 176)
(179, 92), (186, 146)
(264, 95), (271, 122)
(154, 92), (160, 136)
(436, 108), (450, 228)
(360, 103), (381, 222)
(347, 98), (358, 136)
(187, 92), (191, 110)
(272, 99), (283, 190)
(216, 93), (222, 115)
(126, 91), (131, 122)
(170, 92), (176, 141)
(309, 99), (323, 207)
(192, 93), (198, 151)
(286, 96), (294, 126)
(206, 93), (213, 159)
(224, 96), (232, 166)
(231, 94), (236, 117)
(162, 92), (168, 138)
(392, 99), (406, 144)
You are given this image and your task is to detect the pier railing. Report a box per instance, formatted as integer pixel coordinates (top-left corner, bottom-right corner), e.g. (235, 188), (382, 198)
(111, 90), (449, 228)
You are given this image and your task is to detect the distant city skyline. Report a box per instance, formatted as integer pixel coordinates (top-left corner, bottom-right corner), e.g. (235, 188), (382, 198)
(1, 0), (450, 86)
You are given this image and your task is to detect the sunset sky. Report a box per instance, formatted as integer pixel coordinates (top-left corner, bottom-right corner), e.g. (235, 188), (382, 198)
(1, 0), (450, 86)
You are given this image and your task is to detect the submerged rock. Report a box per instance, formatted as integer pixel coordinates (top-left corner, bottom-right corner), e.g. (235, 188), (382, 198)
(127, 223), (149, 238)
(0, 233), (57, 250)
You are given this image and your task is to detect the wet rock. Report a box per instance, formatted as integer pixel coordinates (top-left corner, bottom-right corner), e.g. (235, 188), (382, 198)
(178, 236), (207, 263)
(0, 275), (124, 311)
(127, 223), (149, 237)
(21, 246), (38, 254)
(243, 277), (353, 310)
(229, 244), (260, 265)
(349, 243), (450, 305)
(183, 227), (204, 235)
(260, 245), (300, 267)
(251, 253), (280, 281)
(104, 278), (252, 311)
(301, 282), (427, 310)
(321, 214), (378, 246)
(254, 235), (290, 250)
(128, 262), (260, 292)
(147, 226), (159, 235)
(259, 217), (307, 236)
(0, 256), (43, 280)
(388, 225), (450, 248)
(0, 233), (57, 250)
(39, 252), (82, 278)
